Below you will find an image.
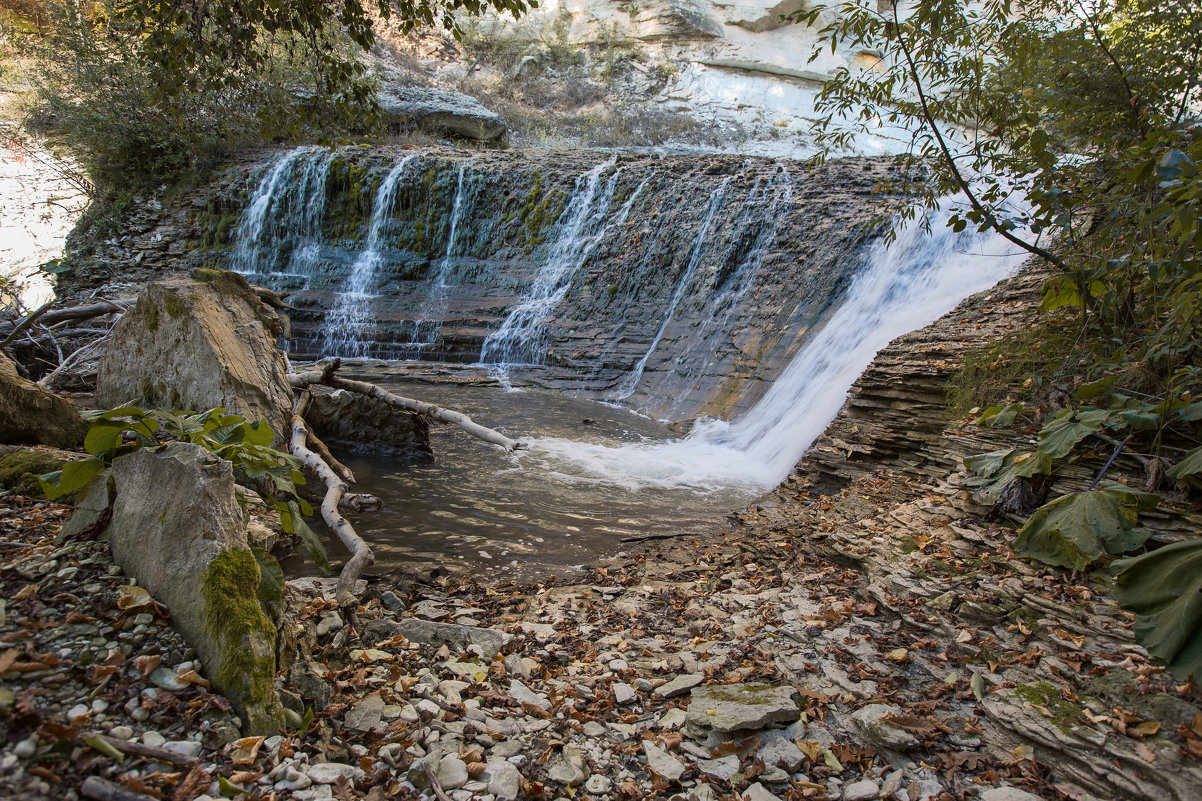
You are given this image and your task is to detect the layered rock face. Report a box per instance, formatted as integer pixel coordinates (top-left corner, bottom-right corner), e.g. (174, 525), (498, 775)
(202, 146), (906, 421)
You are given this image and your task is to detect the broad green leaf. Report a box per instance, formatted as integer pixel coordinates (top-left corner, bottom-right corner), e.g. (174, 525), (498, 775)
(84, 419), (129, 456)
(1167, 446), (1202, 480)
(963, 448), (1015, 479)
(1179, 400), (1202, 422)
(39, 459), (106, 500)
(1037, 408), (1109, 459)
(1015, 486), (1156, 571)
(85, 405), (147, 422)
(1075, 377), (1116, 402)
(978, 403), (1025, 428)
(1114, 410), (1162, 432)
(251, 546), (284, 603)
(242, 419), (274, 447)
(1114, 537), (1202, 681)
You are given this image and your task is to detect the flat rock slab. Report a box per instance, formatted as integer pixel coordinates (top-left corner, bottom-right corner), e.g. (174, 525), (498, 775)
(686, 683), (799, 733)
(653, 673), (704, 699)
(394, 617), (504, 659)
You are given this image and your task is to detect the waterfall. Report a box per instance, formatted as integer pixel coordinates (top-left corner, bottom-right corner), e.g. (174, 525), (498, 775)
(406, 162), (471, 355)
(522, 197), (1032, 491)
(230, 147), (335, 285)
(611, 176), (732, 401)
(322, 155), (416, 357)
(478, 158), (621, 366)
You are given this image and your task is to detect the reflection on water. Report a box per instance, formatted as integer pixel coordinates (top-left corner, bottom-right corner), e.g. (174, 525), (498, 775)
(313, 381), (756, 580)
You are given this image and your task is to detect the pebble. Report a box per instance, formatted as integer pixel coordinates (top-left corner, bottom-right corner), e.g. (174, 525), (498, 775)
(744, 782), (783, 801)
(642, 740), (685, 782)
(13, 738), (36, 759)
(981, 789), (1046, 801)
(142, 731), (166, 748)
(149, 666), (189, 691)
(436, 756), (469, 790)
(613, 682), (637, 704)
(843, 778), (881, 801)
(306, 762), (361, 785)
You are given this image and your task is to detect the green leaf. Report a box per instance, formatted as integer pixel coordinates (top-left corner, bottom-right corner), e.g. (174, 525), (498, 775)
(242, 419), (274, 447)
(964, 448), (1015, 479)
(1114, 409), (1162, 432)
(1167, 446), (1202, 480)
(1037, 408), (1109, 459)
(1178, 400), (1202, 422)
(288, 500), (330, 574)
(1015, 486), (1156, 571)
(84, 419), (129, 456)
(39, 459), (106, 500)
(251, 546), (284, 603)
(978, 403), (1025, 428)
(1114, 538), (1202, 682)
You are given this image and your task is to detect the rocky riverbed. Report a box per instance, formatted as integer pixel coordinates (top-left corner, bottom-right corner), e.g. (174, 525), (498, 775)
(4, 451), (1199, 801)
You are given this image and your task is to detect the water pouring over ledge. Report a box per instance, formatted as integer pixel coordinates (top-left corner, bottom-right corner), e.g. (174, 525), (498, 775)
(520, 197), (1033, 493)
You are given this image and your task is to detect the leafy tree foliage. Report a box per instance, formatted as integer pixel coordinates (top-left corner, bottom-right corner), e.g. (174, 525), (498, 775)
(29, 0), (534, 190)
(802, 1), (1202, 678)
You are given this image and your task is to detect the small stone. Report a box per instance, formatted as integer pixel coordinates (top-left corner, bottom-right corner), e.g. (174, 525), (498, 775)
(13, 738), (36, 759)
(486, 759), (522, 801)
(344, 693), (385, 732)
(582, 721), (608, 737)
(107, 726), (134, 740)
(584, 775), (611, 794)
(850, 704), (919, 751)
(399, 703), (420, 723)
(695, 755), (739, 781)
(981, 788), (1046, 801)
(842, 779), (880, 801)
(509, 680), (549, 709)
(757, 729), (804, 772)
(315, 612), (343, 638)
(437, 756), (469, 790)
(608, 658), (629, 671)
(743, 782), (783, 801)
(613, 683), (637, 704)
(149, 667), (188, 691)
(163, 740), (204, 759)
(306, 762), (361, 785)
(380, 590), (406, 611)
(642, 740), (685, 782)
(653, 673), (704, 699)
(658, 708), (688, 729)
(66, 704), (91, 723)
(142, 731), (167, 748)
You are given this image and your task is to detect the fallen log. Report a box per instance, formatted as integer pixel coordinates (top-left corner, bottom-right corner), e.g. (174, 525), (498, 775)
(288, 358), (524, 452)
(290, 390), (372, 606)
(0, 301), (53, 349)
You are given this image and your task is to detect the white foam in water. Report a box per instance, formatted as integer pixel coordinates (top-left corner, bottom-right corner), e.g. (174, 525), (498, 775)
(521, 197), (1034, 493)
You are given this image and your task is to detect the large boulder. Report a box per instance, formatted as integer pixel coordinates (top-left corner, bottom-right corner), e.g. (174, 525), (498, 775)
(97, 270), (294, 447)
(376, 82), (508, 142)
(99, 442), (284, 733)
(0, 351), (87, 448)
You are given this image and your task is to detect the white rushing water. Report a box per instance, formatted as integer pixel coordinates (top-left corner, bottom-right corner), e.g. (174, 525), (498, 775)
(612, 176), (732, 401)
(522, 198), (1033, 492)
(478, 158), (621, 366)
(407, 163), (471, 352)
(323, 155), (416, 356)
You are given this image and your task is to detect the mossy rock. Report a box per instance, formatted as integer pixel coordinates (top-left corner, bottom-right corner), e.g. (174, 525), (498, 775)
(203, 548), (285, 734)
(0, 449), (67, 498)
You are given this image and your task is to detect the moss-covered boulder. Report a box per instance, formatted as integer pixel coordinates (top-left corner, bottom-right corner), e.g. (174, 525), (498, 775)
(0, 352), (87, 448)
(96, 271), (293, 447)
(101, 441), (284, 733)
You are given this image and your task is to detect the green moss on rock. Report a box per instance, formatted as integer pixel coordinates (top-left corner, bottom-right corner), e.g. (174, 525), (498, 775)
(202, 548), (284, 734)
(0, 449), (66, 497)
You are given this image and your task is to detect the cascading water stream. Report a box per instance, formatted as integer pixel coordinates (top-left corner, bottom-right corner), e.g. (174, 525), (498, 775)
(322, 155), (416, 357)
(611, 176), (732, 401)
(478, 158), (621, 367)
(406, 163), (471, 354)
(521, 197), (1033, 492)
(231, 146), (329, 280)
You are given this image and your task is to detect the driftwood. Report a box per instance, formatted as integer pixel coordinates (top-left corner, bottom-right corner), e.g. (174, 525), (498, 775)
(0, 301), (53, 349)
(288, 358), (524, 452)
(0, 298), (133, 334)
(291, 390), (372, 606)
(84, 733), (199, 766)
(38, 334), (110, 389)
(306, 428), (355, 485)
(80, 777), (157, 801)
